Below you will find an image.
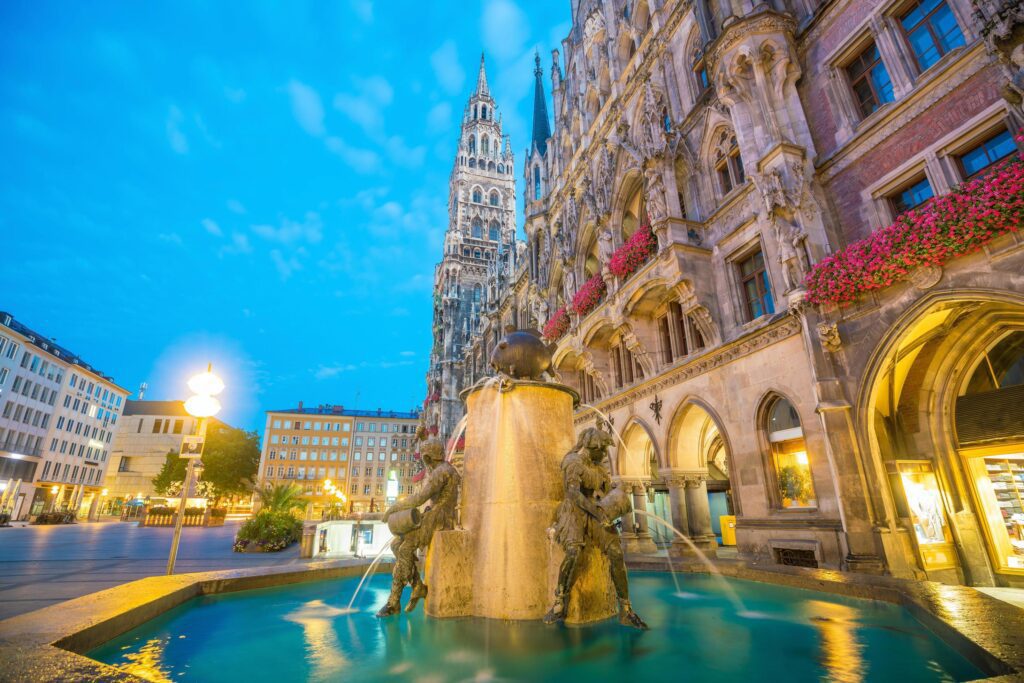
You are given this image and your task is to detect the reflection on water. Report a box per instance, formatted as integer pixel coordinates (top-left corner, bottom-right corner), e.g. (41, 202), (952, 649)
(805, 600), (865, 683)
(115, 636), (174, 683)
(91, 573), (983, 683)
(284, 600), (351, 679)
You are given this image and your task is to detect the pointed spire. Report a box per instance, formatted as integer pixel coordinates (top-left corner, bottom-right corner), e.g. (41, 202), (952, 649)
(530, 51), (551, 156)
(475, 52), (489, 96)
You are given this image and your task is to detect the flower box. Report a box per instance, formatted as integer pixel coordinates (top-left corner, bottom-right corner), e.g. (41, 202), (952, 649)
(571, 273), (608, 318)
(608, 223), (657, 280)
(543, 307), (570, 341)
(805, 154), (1024, 306)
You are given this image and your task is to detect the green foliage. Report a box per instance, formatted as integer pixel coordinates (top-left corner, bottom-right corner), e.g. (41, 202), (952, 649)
(777, 465), (813, 503)
(150, 424), (261, 502)
(252, 482), (307, 513)
(147, 506), (176, 516)
(234, 510), (302, 552)
(152, 451), (186, 495)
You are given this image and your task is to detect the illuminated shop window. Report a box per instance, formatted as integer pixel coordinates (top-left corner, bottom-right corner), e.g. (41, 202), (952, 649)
(766, 397), (817, 509)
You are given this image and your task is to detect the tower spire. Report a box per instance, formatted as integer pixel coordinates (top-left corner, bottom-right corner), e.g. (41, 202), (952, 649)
(475, 52), (489, 96)
(530, 52), (551, 156)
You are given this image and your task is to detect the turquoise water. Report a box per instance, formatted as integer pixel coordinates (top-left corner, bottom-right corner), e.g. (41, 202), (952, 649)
(89, 572), (984, 682)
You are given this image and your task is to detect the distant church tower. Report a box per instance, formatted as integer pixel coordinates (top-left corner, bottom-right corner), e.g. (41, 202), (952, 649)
(426, 54), (517, 442)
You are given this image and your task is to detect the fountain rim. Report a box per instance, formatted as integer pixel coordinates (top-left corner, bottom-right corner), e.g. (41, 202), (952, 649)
(459, 378), (581, 408)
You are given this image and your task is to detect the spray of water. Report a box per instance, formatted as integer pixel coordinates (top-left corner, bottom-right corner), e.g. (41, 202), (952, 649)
(580, 403), (631, 455)
(346, 543), (394, 612)
(632, 509), (747, 614)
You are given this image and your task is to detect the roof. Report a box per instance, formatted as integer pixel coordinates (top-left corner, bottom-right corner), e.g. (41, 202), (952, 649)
(269, 404), (421, 420)
(530, 53), (551, 156)
(0, 311), (127, 391)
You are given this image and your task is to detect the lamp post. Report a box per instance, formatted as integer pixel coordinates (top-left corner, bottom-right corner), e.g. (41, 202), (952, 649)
(166, 364), (223, 575)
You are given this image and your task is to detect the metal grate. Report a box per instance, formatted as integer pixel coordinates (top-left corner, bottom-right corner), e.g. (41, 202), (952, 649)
(775, 548), (818, 568)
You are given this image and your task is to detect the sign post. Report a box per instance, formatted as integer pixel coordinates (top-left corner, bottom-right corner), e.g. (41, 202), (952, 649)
(166, 426), (206, 575)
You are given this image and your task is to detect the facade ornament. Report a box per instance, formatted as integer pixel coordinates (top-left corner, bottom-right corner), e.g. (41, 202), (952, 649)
(649, 394), (663, 425)
(774, 219), (808, 293)
(598, 228), (615, 264)
(910, 264), (943, 290)
(816, 322), (842, 353)
(562, 267), (577, 305)
(638, 82), (668, 160)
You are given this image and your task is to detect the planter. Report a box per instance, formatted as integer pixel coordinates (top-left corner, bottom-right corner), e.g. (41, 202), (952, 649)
(608, 223), (657, 281)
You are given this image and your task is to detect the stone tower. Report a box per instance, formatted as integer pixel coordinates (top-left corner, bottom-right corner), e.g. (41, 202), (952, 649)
(427, 54), (517, 443)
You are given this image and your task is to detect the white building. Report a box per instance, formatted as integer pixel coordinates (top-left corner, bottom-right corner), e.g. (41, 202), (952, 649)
(0, 312), (129, 520)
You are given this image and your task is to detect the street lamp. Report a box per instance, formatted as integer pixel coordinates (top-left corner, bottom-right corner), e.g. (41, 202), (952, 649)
(167, 364), (223, 575)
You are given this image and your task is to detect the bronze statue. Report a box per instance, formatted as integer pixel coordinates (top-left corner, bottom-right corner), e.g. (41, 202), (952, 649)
(489, 327), (556, 380)
(544, 427), (648, 629)
(377, 437), (460, 617)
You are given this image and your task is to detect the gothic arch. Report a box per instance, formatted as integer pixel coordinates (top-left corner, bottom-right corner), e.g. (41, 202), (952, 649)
(611, 169), (645, 242)
(666, 397), (731, 473)
(621, 278), (674, 318)
(617, 416), (662, 479)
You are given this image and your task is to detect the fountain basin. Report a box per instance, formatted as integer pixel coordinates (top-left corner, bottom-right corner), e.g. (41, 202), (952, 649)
(88, 572), (990, 682)
(0, 561), (1021, 681)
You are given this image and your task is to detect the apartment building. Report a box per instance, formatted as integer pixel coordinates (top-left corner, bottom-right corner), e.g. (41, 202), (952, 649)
(257, 404), (421, 516)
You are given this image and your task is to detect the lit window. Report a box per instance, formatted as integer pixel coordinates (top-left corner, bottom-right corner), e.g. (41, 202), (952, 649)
(766, 398), (817, 509)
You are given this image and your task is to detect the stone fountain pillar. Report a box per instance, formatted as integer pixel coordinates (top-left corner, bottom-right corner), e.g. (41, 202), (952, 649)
(424, 380), (618, 624)
(664, 474), (692, 557)
(684, 476), (718, 556)
(630, 483), (659, 554)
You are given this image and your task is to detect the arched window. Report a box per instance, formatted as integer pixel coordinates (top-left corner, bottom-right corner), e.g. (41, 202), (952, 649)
(463, 247), (471, 256)
(489, 191), (500, 206)
(488, 222), (499, 241)
(472, 188), (483, 203)
(471, 219), (483, 238)
(488, 161), (496, 172)
(692, 49), (710, 91)
(468, 135), (476, 154)
(468, 158), (477, 168)
(473, 284), (482, 302)
(964, 331), (1024, 394)
(482, 135), (490, 156)
(765, 397), (817, 509)
(481, 105), (488, 120)
(714, 131), (744, 196)
(497, 163), (504, 174)
(474, 249), (482, 259)
(533, 166), (542, 200)
(663, 107), (672, 133)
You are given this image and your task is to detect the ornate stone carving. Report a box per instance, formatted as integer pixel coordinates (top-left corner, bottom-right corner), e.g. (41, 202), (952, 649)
(816, 322), (841, 353)
(910, 265), (943, 290)
(643, 165), (669, 223)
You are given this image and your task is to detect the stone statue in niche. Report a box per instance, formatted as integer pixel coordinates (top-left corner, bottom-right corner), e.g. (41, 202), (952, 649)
(644, 165), (668, 223)
(639, 83), (667, 160)
(774, 218), (808, 292)
(377, 437), (460, 617)
(597, 228), (615, 264)
(563, 266), (577, 304)
(544, 427), (648, 629)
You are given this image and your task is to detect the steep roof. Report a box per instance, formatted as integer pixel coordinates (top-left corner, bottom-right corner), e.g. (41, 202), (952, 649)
(530, 53), (551, 156)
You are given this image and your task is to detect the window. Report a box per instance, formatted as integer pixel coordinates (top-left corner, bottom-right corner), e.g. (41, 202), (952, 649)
(766, 398), (817, 509)
(489, 191), (500, 206)
(472, 219), (483, 239)
(610, 340), (644, 389)
(533, 166), (542, 200)
(714, 132), (744, 195)
(957, 129), (1017, 180)
(887, 175), (933, 214)
(472, 188), (483, 203)
(845, 42), (894, 117)
(489, 223), (499, 241)
(692, 49), (709, 91)
(964, 331), (1024, 395)
(899, 0), (965, 72)
(738, 249), (775, 321)
(467, 135), (476, 154)
(172, 419), (183, 434)
(152, 419), (163, 434)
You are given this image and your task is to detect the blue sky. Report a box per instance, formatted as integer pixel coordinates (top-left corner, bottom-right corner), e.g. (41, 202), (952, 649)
(0, 1), (570, 430)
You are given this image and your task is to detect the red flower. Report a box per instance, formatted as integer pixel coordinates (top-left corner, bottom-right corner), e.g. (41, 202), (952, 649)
(805, 154), (1024, 306)
(543, 307), (570, 341)
(608, 223), (657, 280)
(571, 273), (607, 317)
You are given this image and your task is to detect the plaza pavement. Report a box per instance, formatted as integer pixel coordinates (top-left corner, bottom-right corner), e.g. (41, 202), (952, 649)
(0, 520), (307, 620)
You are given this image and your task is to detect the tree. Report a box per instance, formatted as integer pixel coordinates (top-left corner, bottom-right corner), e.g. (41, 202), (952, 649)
(152, 450), (186, 495)
(150, 423), (261, 502)
(252, 482), (306, 513)
(200, 424), (261, 502)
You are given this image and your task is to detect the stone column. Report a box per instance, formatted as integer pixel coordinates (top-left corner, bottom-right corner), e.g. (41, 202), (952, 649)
(616, 478), (639, 553)
(684, 476), (718, 556)
(665, 475), (691, 557)
(630, 483), (659, 554)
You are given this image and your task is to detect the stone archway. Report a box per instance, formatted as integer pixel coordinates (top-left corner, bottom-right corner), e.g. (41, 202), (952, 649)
(859, 292), (1024, 586)
(616, 419), (660, 554)
(665, 400), (734, 556)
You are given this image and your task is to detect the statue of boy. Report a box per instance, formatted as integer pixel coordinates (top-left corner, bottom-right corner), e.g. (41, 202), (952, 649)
(544, 427), (648, 629)
(376, 436), (460, 617)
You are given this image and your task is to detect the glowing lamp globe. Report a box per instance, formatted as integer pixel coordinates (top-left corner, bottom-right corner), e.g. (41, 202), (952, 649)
(185, 394), (221, 418)
(188, 370), (224, 397)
